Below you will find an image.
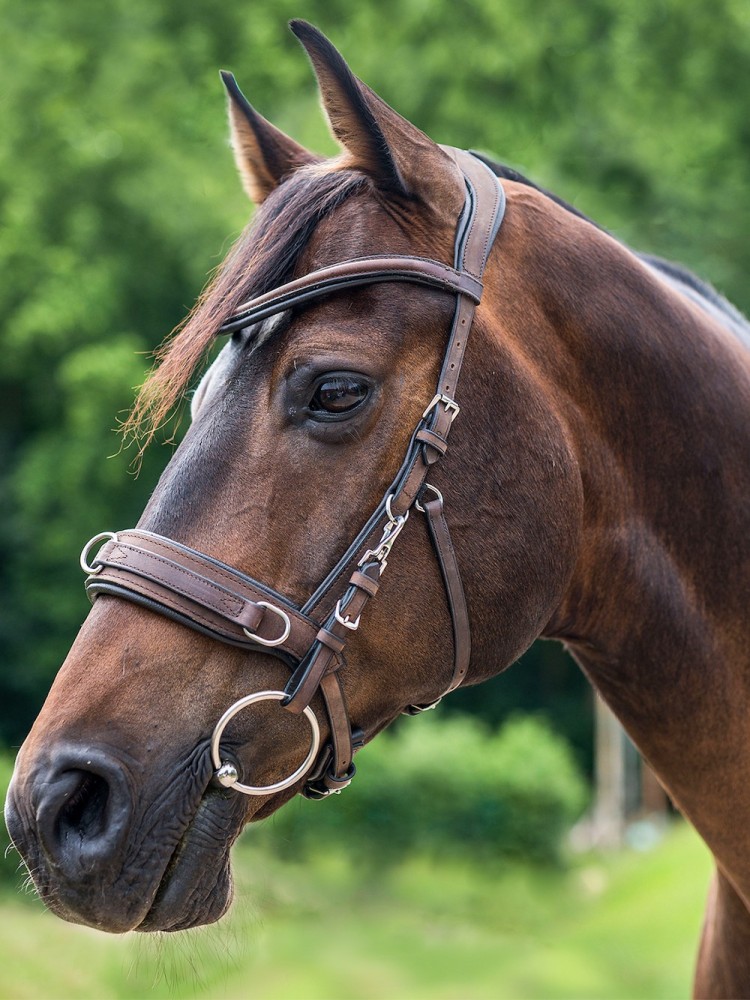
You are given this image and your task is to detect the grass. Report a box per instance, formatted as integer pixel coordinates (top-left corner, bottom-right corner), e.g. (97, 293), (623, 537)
(0, 822), (711, 1000)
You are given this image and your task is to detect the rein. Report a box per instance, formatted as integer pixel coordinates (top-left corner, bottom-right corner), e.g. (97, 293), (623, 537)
(81, 148), (506, 799)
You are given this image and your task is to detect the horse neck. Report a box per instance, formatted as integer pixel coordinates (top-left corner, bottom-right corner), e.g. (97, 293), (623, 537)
(493, 187), (750, 649)
(536, 230), (749, 663)
(489, 183), (750, 884)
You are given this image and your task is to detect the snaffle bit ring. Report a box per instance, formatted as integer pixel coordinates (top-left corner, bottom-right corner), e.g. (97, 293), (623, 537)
(210, 690), (321, 796)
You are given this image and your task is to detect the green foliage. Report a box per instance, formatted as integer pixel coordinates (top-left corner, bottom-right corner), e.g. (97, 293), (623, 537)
(0, 0), (748, 744)
(260, 713), (587, 863)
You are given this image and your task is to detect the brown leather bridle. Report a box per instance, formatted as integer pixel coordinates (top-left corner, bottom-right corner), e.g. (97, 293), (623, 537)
(80, 149), (506, 799)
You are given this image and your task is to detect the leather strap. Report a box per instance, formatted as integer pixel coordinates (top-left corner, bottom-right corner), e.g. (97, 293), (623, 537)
(284, 561), (381, 715)
(417, 493), (471, 703)
(439, 147), (505, 400)
(280, 560), (382, 793)
(219, 255), (483, 334)
(87, 530), (319, 660)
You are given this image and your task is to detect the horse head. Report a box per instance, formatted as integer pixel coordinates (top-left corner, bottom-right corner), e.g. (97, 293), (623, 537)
(5, 23), (582, 933)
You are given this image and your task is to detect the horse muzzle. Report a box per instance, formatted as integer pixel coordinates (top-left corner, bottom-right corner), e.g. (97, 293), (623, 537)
(4, 740), (240, 932)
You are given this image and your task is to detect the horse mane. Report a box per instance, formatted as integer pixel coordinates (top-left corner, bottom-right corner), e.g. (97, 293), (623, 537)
(473, 151), (750, 340)
(471, 152), (604, 231)
(123, 167), (368, 451)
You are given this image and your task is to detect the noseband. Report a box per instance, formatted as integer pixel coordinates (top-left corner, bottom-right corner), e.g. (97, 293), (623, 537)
(81, 149), (506, 799)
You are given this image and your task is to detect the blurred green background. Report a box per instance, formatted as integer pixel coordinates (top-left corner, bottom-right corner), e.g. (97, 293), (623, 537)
(1, 0), (747, 995)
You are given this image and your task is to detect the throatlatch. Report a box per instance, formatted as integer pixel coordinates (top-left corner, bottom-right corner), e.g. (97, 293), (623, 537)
(81, 148), (506, 799)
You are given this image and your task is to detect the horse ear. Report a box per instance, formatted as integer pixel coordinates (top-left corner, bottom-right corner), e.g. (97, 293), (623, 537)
(289, 21), (462, 210)
(220, 70), (321, 204)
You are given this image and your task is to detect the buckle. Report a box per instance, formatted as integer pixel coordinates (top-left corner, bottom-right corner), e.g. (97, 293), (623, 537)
(334, 599), (361, 631)
(302, 761), (357, 799)
(422, 393), (460, 423)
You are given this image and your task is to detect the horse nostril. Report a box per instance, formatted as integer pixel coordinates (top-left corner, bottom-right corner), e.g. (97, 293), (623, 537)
(56, 771), (110, 844)
(35, 752), (132, 874)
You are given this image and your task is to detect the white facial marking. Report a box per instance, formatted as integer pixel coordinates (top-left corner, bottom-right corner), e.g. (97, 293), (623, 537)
(190, 311), (291, 421)
(251, 310), (290, 350)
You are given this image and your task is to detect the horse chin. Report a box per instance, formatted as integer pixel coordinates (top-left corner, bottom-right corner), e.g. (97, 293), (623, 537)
(136, 789), (241, 932)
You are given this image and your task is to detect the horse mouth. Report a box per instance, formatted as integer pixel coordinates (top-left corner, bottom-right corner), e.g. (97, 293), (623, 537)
(136, 787), (243, 932)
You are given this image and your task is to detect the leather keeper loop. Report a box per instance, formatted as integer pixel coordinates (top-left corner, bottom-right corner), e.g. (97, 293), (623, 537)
(416, 427), (449, 462)
(324, 762), (356, 786)
(349, 570), (380, 597)
(316, 627), (346, 656)
(235, 602), (266, 632)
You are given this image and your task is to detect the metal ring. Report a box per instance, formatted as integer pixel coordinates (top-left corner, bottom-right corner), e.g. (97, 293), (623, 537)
(385, 493), (396, 523)
(415, 484), (444, 513)
(80, 532), (118, 575)
(242, 601), (291, 647)
(385, 493), (406, 526)
(210, 690), (321, 796)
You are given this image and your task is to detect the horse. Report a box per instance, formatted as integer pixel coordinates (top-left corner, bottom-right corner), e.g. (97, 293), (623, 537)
(5, 21), (750, 998)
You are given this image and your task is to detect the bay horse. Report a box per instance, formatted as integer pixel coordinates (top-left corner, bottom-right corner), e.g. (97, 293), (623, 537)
(5, 21), (750, 998)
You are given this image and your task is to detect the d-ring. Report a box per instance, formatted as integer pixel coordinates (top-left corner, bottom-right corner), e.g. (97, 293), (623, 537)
(415, 484), (444, 513)
(242, 601), (291, 647)
(210, 690), (321, 796)
(80, 532), (118, 574)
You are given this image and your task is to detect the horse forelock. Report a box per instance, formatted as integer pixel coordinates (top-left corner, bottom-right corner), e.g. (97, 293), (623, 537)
(123, 167), (369, 452)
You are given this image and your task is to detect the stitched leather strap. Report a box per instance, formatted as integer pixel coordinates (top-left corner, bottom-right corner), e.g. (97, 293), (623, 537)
(280, 560), (382, 793)
(284, 561), (381, 715)
(420, 493), (471, 699)
(437, 151), (504, 401)
(86, 530), (319, 660)
(219, 255), (484, 334)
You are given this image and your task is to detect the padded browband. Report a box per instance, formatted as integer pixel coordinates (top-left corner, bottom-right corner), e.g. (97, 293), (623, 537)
(218, 255), (484, 335)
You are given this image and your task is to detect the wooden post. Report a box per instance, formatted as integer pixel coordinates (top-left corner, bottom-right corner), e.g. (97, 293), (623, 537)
(641, 760), (669, 816)
(592, 693), (626, 847)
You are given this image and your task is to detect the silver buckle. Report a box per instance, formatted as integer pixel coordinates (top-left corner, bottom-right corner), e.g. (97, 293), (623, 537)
(422, 393), (460, 423)
(334, 600), (361, 631)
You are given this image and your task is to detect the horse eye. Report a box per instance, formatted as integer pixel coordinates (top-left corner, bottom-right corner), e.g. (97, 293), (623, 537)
(309, 376), (369, 415)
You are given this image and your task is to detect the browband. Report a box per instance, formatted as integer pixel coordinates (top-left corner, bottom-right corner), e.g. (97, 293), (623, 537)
(218, 256), (484, 334)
